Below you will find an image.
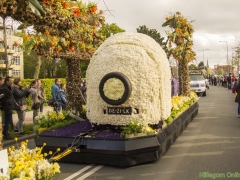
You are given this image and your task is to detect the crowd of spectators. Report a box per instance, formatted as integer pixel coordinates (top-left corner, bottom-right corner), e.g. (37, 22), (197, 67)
(0, 77), (68, 140)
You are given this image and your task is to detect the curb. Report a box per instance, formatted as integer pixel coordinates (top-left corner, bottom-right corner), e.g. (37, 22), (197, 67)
(3, 133), (36, 148)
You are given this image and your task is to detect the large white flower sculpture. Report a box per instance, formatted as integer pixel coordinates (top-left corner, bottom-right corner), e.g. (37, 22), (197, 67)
(86, 32), (171, 125)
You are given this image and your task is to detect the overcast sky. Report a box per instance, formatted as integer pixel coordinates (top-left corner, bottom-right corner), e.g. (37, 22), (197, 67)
(87, 0), (240, 68)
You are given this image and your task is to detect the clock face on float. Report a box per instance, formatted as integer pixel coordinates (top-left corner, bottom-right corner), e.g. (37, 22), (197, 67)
(99, 72), (132, 106)
(103, 78), (125, 101)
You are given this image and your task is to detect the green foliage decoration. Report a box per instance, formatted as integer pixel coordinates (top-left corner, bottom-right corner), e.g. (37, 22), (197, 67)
(34, 110), (78, 132)
(198, 61), (205, 69)
(120, 121), (143, 137)
(136, 25), (168, 53)
(98, 23), (125, 38)
(189, 63), (198, 69)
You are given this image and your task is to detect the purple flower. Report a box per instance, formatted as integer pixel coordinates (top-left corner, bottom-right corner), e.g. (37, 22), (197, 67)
(40, 120), (92, 137)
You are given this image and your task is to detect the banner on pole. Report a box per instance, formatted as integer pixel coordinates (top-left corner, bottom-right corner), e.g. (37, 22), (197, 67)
(0, 149), (9, 175)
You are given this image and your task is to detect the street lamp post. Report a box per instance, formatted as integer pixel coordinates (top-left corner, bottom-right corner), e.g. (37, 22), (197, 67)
(219, 41), (229, 73)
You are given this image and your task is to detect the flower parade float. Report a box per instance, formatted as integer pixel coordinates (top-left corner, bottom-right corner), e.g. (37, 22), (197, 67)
(34, 32), (199, 167)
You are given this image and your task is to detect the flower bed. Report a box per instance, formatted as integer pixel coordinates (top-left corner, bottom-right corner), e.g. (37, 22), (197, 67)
(40, 120), (92, 137)
(35, 111), (80, 133)
(0, 139), (60, 180)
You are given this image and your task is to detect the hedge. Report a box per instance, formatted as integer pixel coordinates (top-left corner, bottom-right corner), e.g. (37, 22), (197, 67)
(21, 78), (66, 108)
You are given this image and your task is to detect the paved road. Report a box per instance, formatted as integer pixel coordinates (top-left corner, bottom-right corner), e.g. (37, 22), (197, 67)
(7, 86), (240, 180)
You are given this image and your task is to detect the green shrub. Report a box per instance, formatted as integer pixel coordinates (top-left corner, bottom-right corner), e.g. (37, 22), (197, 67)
(21, 78), (66, 108)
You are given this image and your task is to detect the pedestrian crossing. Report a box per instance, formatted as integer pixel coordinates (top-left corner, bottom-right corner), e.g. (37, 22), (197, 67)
(63, 165), (103, 180)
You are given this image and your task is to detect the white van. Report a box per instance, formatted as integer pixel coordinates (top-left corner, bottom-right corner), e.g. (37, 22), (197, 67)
(190, 74), (207, 96)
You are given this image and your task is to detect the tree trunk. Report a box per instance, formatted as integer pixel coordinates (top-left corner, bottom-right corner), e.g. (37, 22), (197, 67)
(178, 59), (190, 96)
(33, 55), (42, 79)
(66, 59), (83, 115)
(43, 59), (46, 78)
(3, 18), (10, 76)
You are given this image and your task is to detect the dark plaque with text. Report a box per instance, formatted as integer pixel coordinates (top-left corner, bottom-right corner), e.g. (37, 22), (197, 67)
(107, 107), (132, 115)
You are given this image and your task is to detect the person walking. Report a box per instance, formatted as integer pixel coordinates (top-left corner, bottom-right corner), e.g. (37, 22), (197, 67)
(232, 78), (238, 95)
(59, 83), (67, 111)
(213, 76), (217, 86)
(12, 78), (30, 135)
(37, 79), (46, 113)
(1, 76), (15, 140)
(51, 78), (61, 112)
(235, 78), (240, 117)
(80, 81), (87, 103)
(231, 75), (236, 89)
(228, 73), (232, 90)
(29, 80), (45, 125)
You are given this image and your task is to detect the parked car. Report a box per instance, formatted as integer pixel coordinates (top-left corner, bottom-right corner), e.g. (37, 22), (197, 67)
(189, 73), (207, 96)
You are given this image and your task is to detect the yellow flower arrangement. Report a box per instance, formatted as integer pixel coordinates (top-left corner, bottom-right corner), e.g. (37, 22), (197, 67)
(171, 92), (197, 111)
(165, 91), (198, 125)
(141, 125), (154, 133)
(0, 173), (9, 179)
(34, 110), (79, 132)
(190, 90), (198, 102)
(6, 140), (60, 180)
(103, 78), (125, 100)
(171, 96), (183, 111)
(121, 121), (155, 137)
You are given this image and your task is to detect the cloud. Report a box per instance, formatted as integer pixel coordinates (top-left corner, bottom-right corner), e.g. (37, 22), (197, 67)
(87, 0), (240, 69)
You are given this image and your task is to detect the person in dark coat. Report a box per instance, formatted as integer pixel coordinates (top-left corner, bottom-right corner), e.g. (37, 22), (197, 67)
(214, 76), (217, 86)
(235, 78), (240, 117)
(1, 76), (15, 140)
(228, 73), (232, 89)
(12, 78), (30, 135)
(58, 83), (66, 110)
(51, 78), (61, 112)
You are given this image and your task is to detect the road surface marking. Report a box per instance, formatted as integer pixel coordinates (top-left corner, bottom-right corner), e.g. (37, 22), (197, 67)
(162, 151), (224, 158)
(76, 165), (103, 180)
(63, 166), (92, 180)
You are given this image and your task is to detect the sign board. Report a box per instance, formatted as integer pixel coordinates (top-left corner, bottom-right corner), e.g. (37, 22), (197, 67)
(107, 107), (132, 115)
(0, 149), (9, 175)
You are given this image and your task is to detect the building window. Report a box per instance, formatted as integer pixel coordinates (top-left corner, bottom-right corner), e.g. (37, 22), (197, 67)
(12, 69), (20, 77)
(13, 46), (21, 52)
(13, 56), (20, 65)
(0, 70), (6, 77)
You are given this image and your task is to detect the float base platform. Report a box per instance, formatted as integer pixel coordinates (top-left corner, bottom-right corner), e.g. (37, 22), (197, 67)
(34, 102), (199, 167)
